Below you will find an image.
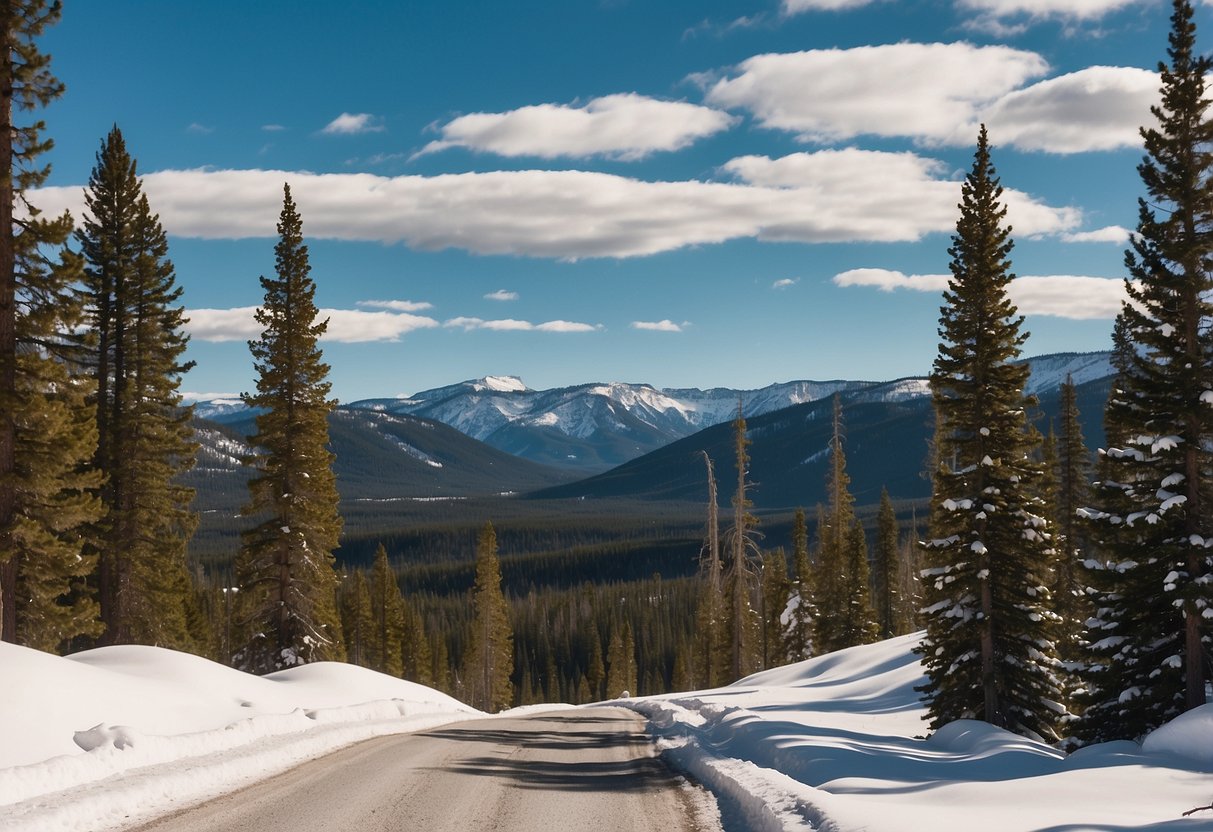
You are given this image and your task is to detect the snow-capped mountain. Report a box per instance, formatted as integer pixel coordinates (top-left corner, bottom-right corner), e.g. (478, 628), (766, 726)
(347, 351), (1112, 472)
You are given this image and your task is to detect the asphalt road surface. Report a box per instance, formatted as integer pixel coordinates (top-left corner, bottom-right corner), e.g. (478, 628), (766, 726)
(131, 706), (717, 832)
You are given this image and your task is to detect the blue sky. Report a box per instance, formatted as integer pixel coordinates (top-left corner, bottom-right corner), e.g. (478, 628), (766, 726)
(32, 0), (1192, 401)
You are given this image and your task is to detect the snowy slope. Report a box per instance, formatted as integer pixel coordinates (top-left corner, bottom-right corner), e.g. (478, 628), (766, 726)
(621, 633), (1213, 832)
(0, 643), (476, 831)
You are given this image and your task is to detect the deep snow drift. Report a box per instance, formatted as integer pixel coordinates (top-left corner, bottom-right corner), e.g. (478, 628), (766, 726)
(621, 633), (1213, 832)
(0, 642), (477, 831)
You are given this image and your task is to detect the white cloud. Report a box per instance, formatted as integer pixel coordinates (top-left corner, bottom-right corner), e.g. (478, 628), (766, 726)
(31, 156), (1078, 260)
(958, 0), (1142, 22)
(444, 317), (602, 333)
(186, 123), (214, 135)
(356, 299), (434, 312)
(484, 289), (519, 302)
(186, 306), (439, 343)
(705, 43), (1048, 145)
(1061, 225), (1132, 243)
(417, 93), (737, 161)
(833, 268), (1127, 319)
(261, 124), (286, 132)
(783, 0), (878, 11)
(631, 319), (684, 332)
(772, 277), (799, 289)
(321, 113), (385, 135)
(981, 66), (1158, 153)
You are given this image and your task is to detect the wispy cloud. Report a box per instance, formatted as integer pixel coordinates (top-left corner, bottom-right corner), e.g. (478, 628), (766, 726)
(782, 0), (878, 12)
(631, 319), (684, 332)
(444, 317), (602, 333)
(1061, 225), (1132, 244)
(186, 122), (214, 135)
(417, 93), (736, 161)
(832, 268), (1127, 319)
(772, 277), (799, 289)
(187, 306), (439, 342)
(484, 289), (519, 302)
(321, 112), (385, 135)
(31, 156), (1078, 260)
(357, 299), (435, 312)
(261, 124), (286, 132)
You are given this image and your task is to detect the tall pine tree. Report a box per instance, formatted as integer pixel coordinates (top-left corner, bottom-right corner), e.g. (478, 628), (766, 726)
(917, 126), (1063, 740)
(368, 543), (405, 676)
(784, 507), (815, 660)
(724, 404), (761, 681)
(1078, 0), (1213, 740)
(463, 521), (513, 711)
(874, 489), (900, 640)
(233, 185), (344, 673)
(77, 126), (198, 649)
(0, 1), (102, 651)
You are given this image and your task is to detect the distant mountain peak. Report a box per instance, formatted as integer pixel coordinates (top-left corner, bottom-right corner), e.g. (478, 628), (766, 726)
(475, 375), (528, 393)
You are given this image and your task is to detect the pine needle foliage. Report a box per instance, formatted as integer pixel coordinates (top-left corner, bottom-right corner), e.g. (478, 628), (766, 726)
(917, 127), (1064, 740)
(77, 126), (198, 649)
(463, 521), (513, 711)
(0, 1), (103, 651)
(725, 405), (762, 681)
(1078, 0), (1213, 740)
(233, 185), (344, 673)
(874, 489), (900, 640)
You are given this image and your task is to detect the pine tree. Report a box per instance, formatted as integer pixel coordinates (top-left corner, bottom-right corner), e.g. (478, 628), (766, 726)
(368, 544), (405, 676)
(0, 1), (103, 651)
(1078, 3), (1213, 741)
(233, 185), (345, 673)
(814, 396), (874, 652)
(874, 489), (900, 640)
(77, 126), (198, 649)
(693, 450), (728, 687)
(785, 507), (815, 660)
(1053, 378), (1091, 671)
(916, 126), (1063, 740)
(402, 604), (432, 685)
(725, 404), (761, 680)
(842, 520), (878, 646)
(760, 549), (790, 668)
(464, 521), (513, 711)
(606, 627), (628, 697)
(340, 571), (373, 667)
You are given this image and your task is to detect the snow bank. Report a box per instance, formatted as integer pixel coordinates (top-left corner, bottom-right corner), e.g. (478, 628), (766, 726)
(620, 632), (1213, 832)
(0, 643), (477, 831)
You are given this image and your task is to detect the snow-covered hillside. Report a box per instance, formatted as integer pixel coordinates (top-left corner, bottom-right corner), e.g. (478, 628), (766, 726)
(622, 633), (1213, 832)
(0, 643), (476, 831)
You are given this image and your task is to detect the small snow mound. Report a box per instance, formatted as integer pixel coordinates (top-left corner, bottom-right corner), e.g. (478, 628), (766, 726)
(74, 723), (141, 752)
(928, 719), (1062, 760)
(1142, 702), (1213, 768)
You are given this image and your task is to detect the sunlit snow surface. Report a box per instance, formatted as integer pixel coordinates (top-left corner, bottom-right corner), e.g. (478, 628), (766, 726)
(5, 634), (1213, 831)
(620, 633), (1213, 832)
(0, 643), (477, 831)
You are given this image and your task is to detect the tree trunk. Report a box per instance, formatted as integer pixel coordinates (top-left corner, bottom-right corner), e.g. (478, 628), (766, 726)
(0, 11), (17, 643)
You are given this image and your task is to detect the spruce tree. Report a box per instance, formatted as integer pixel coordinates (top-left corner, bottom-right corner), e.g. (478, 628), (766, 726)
(368, 544), (405, 676)
(464, 521), (513, 711)
(78, 126), (198, 649)
(917, 126), (1064, 740)
(0, 1), (103, 651)
(402, 604), (432, 685)
(1079, 1), (1213, 739)
(785, 507), (815, 660)
(874, 489), (900, 640)
(233, 185), (344, 673)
